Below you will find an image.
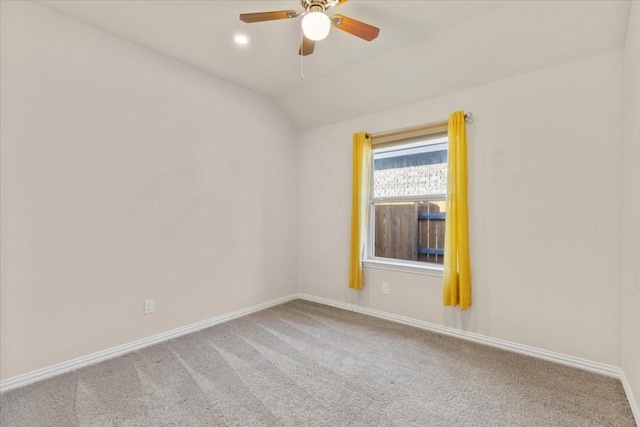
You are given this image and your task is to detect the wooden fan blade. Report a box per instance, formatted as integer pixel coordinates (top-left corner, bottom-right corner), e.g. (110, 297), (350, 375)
(298, 36), (316, 56)
(331, 14), (380, 41)
(326, 0), (348, 8)
(240, 10), (297, 23)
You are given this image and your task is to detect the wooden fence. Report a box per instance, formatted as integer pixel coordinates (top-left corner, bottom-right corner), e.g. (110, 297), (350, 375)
(374, 201), (446, 264)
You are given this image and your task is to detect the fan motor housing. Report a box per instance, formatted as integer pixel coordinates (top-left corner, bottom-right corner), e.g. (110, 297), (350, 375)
(301, 0), (328, 12)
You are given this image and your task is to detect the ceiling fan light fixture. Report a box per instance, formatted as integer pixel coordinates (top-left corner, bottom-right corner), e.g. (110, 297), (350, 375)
(301, 11), (331, 41)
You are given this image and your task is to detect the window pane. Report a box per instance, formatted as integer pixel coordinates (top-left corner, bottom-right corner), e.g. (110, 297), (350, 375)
(374, 200), (446, 264)
(373, 138), (447, 198)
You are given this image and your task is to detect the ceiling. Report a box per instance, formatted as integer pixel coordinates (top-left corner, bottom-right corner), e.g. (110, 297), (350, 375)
(38, 0), (631, 131)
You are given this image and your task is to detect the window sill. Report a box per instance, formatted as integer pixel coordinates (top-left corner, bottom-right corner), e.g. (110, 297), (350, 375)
(363, 258), (444, 277)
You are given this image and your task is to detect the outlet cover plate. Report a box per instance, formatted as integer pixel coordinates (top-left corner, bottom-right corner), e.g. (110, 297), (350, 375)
(144, 299), (155, 315)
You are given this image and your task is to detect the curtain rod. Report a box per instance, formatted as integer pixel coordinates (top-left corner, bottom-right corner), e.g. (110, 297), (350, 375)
(369, 112), (473, 141)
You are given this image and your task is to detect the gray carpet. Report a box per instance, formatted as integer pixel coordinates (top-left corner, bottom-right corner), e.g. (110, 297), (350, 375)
(0, 299), (636, 426)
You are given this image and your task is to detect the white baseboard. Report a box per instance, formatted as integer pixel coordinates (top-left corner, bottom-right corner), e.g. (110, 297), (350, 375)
(0, 294), (298, 393)
(296, 293), (622, 379)
(621, 370), (640, 426)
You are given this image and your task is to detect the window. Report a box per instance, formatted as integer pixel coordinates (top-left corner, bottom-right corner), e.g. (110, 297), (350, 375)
(366, 130), (447, 274)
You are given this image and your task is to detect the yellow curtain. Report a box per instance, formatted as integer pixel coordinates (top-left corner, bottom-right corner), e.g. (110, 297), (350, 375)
(443, 111), (472, 309)
(348, 132), (372, 290)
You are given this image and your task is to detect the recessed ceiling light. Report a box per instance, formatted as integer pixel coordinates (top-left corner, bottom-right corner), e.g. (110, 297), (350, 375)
(234, 34), (249, 45)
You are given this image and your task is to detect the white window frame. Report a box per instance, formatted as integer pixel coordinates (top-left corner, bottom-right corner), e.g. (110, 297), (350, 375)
(363, 131), (448, 277)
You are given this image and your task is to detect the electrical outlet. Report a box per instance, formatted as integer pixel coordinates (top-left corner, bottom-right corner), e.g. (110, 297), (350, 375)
(382, 282), (390, 295)
(144, 299), (155, 315)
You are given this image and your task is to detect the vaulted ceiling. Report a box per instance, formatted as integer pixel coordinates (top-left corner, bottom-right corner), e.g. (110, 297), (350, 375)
(39, 0), (631, 130)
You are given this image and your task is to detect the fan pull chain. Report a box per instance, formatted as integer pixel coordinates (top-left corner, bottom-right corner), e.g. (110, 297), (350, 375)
(300, 26), (305, 80)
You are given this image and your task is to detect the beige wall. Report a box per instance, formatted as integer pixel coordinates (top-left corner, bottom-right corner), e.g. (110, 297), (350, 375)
(621, 1), (640, 416)
(299, 51), (623, 366)
(0, 2), (298, 379)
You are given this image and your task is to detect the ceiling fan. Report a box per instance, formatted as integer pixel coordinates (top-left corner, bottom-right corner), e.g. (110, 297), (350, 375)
(239, 0), (380, 56)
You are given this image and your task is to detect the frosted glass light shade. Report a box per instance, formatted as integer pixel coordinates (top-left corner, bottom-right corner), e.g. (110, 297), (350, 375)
(301, 12), (331, 41)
